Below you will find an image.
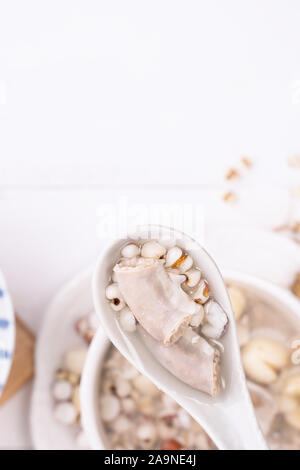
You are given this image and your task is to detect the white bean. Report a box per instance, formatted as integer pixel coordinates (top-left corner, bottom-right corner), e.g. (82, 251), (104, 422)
(110, 298), (126, 311)
(165, 247), (183, 267)
(121, 243), (140, 258)
(132, 375), (158, 396)
(167, 270), (186, 285)
(228, 286), (246, 321)
(141, 241), (166, 259)
(121, 397), (136, 413)
(201, 300), (228, 339)
(193, 279), (210, 304)
(101, 395), (121, 422)
(242, 337), (289, 384)
(115, 378), (131, 398)
(185, 268), (201, 287)
(176, 409), (191, 429)
(138, 397), (154, 416)
(189, 305), (204, 327)
(178, 255), (193, 273)
(159, 238), (176, 249)
(137, 423), (157, 447)
(52, 380), (73, 401)
(282, 374), (300, 397)
(54, 402), (78, 425)
(112, 415), (132, 433)
(106, 283), (122, 300)
(157, 422), (176, 439)
(76, 429), (90, 449)
(106, 283), (125, 311)
(121, 364), (139, 380)
(63, 346), (88, 375)
(119, 307), (136, 333)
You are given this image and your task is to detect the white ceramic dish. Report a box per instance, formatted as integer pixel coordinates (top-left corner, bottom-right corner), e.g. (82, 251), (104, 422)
(30, 268), (95, 450)
(81, 270), (300, 450)
(0, 268), (15, 396)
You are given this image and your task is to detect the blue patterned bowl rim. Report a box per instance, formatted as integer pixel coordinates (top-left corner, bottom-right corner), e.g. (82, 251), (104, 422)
(0, 268), (15, 396)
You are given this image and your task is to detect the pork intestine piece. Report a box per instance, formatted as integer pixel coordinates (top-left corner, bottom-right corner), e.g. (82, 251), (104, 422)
(114, 257), (199, 345)
(140, 327), (220, 396)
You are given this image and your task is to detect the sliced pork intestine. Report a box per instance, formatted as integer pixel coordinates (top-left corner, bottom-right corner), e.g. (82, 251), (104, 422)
(114, 257), (201, 345)
(139, 327), (220, 396)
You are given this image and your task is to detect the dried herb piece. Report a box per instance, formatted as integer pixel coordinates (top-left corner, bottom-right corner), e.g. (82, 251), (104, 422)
(222, 191), (237, 204)
(241, 157), (253, 168)
(225, 168), (239, 180)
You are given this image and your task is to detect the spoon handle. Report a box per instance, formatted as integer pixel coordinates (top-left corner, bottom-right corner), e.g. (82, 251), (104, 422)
(180, 398), (268, 450)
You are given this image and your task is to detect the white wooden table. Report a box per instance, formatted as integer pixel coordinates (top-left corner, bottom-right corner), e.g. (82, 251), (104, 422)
(0, 1), (299, 448)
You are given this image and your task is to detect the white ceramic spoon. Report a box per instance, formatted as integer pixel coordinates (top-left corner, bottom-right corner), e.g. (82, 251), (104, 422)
(92, 225), (267, 450)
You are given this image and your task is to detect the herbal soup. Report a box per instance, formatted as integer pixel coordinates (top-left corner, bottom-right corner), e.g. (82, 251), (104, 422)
(105, 239), (229, 397)
(101, 281), (300, 450)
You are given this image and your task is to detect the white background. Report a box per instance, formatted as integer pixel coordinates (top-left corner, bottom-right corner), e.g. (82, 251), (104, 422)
(0, 0), (300, 448)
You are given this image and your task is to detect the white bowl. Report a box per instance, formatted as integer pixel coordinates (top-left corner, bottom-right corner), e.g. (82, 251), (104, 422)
(80, 270), (300, 449)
